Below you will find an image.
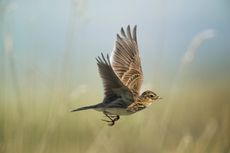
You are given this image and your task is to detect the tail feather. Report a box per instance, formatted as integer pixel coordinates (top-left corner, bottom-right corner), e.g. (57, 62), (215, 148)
(71, 105), (97, 112)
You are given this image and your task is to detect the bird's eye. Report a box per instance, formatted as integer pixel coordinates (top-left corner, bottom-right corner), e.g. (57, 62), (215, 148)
(150, 95), (154, 98)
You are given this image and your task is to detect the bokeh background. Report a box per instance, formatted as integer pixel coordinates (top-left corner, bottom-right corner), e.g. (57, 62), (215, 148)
(0, 0), (230, 153)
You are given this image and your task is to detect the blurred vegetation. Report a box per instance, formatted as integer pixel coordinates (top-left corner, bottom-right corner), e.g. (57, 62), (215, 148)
(0, 52), (230, 153)
(0, 1), (230, 153)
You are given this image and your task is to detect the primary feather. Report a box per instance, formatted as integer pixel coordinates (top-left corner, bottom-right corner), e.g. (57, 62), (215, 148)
(111, 25), (143, 98)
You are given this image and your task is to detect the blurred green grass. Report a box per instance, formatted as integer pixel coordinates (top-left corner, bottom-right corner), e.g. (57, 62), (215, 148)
(0, 59), (229, 153)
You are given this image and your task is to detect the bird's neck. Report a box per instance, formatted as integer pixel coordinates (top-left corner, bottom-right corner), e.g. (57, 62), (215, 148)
(137, 96), (153, 106)
(137, 96), (145, 103)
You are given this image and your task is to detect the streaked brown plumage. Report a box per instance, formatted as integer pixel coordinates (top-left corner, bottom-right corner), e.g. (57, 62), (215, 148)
(72, 25), (162, 126)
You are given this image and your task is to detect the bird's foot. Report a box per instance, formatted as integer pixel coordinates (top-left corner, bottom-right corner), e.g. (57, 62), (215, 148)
(114, 115), (120, 121)
(101, 119), (115, 126)
(102, 112), (120, 126)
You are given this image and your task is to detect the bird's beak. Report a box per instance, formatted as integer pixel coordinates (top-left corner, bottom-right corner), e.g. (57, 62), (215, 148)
(158, 97), (163, 100)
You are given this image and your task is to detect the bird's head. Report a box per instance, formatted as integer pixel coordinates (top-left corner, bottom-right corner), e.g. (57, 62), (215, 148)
(140, 90), (162, 103)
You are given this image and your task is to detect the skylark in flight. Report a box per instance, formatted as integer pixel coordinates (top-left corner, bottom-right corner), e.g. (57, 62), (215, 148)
(72, 25), (162, 126)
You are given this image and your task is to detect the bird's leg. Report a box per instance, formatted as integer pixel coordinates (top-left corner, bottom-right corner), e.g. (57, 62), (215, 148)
(102, 112), (119, 126)
(108, 114), (120, 121)
(102, 113), (113, 122)
(102, 113), (115, 126)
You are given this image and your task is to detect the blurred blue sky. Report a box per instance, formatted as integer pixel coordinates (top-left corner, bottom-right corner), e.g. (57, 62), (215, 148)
(1, 0), (230, 95)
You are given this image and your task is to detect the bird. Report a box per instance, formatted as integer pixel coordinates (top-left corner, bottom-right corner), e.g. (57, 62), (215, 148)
(71, 25), (162, 126)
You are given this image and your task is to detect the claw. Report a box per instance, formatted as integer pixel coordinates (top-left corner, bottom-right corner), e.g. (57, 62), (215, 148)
(101, 119), (115, 126)
(114, 115), (120, 121)
(108, 121), (115, 126)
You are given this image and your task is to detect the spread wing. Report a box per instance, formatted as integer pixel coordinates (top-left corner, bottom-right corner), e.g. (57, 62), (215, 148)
(96, 53), (134, 106)
(111, 25), (143, 98)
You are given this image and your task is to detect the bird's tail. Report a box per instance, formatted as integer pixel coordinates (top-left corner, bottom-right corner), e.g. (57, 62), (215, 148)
(71, 105), (97, 112)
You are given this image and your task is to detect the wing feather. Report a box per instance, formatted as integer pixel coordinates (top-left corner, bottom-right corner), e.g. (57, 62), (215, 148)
(111, 25), (143, 97)
(96, 53), (134, 105)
